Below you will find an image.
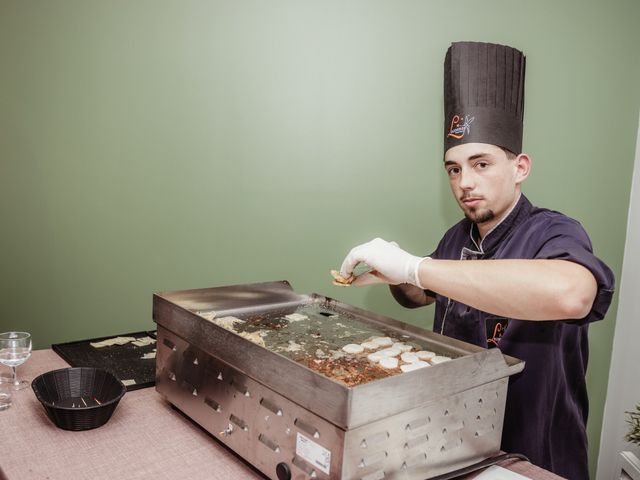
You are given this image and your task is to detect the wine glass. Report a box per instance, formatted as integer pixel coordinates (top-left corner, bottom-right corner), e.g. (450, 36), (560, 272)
(0, 332), (32, 390)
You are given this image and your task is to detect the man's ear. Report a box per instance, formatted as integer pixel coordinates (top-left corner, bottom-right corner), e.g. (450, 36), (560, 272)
(514, 153), (531, 184)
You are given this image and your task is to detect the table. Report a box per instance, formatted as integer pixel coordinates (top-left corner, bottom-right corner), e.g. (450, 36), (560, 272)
(0, 350), (563, 480)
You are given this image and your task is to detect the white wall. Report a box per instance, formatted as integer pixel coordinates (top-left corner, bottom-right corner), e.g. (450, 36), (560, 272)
(597, 120), (640, 479)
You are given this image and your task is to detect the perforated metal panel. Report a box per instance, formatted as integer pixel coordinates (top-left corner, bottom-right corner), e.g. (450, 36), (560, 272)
(156, 327), (508, 480)
(157, 328), (345, 479)
(342, 380), (506, 479)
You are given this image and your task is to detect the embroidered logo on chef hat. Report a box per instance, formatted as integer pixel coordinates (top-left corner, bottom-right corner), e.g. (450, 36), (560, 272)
(447, 114), (475, 140)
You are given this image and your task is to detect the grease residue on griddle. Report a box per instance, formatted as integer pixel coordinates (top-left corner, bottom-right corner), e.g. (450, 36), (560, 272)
(208, 303), (445, 387)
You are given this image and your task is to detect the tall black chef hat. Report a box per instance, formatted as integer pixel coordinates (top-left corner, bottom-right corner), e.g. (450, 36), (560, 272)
(444, 41), (526, 155)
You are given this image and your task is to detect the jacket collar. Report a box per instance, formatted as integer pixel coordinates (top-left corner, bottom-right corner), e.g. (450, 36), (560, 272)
(464, 194), (533, 257)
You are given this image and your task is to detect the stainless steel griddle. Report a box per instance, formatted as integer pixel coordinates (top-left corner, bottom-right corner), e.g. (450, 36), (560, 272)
(153, 281), (524, 480)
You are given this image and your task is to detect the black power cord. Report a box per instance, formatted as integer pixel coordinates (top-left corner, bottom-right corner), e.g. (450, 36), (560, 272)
(427, 453), (531, 480)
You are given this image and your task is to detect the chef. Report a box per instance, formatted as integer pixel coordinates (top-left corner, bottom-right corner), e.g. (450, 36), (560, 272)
(337, 41), (615, 479)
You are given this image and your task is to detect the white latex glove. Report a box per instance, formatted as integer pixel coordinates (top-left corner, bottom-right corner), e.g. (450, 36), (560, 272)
(339, 238), (427, 288)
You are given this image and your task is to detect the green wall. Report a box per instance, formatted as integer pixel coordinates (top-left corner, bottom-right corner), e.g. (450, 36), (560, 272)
(1, 1), (638, 475)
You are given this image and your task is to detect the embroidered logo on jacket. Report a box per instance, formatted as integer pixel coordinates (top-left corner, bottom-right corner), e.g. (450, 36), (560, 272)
(486, 317), (508, 348)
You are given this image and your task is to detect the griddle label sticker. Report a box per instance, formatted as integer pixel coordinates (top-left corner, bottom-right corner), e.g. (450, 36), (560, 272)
(296, 432), (331, 475)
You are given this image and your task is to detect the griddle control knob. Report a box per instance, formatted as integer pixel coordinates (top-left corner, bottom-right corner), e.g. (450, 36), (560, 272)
(276, 462), (291, 480)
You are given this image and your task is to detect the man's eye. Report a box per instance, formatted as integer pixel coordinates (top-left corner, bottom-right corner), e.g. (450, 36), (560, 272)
(476, 162), (489, 169)
(447, 168), (460, 176)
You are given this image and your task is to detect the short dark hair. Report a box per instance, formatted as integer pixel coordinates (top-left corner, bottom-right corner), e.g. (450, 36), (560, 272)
(500, 147), (517, 160)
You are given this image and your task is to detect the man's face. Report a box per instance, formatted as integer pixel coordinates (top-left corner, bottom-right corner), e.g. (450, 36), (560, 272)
(444, 143), (526, 232)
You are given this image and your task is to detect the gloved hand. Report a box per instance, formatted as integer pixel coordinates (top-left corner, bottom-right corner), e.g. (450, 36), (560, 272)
(339, 238), (427, 288)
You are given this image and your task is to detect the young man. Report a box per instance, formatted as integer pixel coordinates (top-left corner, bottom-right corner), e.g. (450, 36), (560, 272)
(338, 42), (614, 479)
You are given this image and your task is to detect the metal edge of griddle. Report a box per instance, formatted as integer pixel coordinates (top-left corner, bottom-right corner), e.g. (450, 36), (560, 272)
(155, 280), (303, 313)
(153, 292), (355, 429)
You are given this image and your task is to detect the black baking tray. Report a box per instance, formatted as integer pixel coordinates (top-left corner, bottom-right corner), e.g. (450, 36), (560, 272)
(51, 331), (157, 391)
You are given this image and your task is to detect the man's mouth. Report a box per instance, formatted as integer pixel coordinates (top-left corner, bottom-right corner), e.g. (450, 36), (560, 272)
(461, 196), (483, 206)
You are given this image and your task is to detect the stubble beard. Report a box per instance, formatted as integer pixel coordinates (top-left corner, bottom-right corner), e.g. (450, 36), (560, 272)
(464, 208), (495, 225)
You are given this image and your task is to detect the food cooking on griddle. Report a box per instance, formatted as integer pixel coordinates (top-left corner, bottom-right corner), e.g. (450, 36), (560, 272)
(197, 305), (451, 387)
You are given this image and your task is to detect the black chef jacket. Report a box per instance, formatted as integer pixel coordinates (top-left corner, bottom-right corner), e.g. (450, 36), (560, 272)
(428, 194), (615, 479)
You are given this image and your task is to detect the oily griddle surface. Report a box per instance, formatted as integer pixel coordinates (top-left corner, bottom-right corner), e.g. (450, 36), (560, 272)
(204, 304), (445, 387)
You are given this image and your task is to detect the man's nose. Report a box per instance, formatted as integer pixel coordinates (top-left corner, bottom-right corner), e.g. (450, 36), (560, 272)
(458, 168), (475, 190)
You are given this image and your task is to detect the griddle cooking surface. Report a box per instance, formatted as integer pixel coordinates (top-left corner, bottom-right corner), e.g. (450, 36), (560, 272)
(202, 303), (452, 386)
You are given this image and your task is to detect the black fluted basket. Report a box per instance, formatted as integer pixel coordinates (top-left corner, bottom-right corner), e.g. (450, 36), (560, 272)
(31, 367), (126, 431)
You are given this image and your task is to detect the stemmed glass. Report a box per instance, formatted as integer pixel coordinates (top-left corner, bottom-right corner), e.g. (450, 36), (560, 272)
(0, 332), (32, 390)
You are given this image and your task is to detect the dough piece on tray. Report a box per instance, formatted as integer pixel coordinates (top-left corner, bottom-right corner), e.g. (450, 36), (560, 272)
(416, 350), (436, 361)
(400, 361), (430, 373)
(379, 357), (399, 369)
(400, 352), (419, 364)
(367, 351), (385, 362)
(342, 344), (365, 354)
(361, 341), (379, 350)
(392, 342), (413, 353)
(430, 355), (451, 364)
(371, 337), (394, 347)
(378, 347), (402, 357)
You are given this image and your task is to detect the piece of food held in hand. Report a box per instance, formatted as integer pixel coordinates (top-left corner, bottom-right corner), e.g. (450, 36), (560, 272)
(330, 269), (354, 287)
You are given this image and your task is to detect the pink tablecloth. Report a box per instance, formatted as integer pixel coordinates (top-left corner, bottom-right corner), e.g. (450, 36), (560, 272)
(0, 350), (563, 480)
(0, 350), (263, 480)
